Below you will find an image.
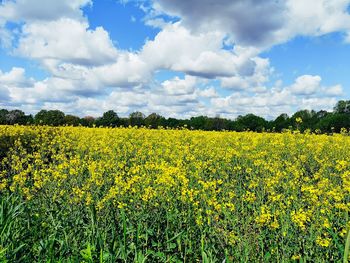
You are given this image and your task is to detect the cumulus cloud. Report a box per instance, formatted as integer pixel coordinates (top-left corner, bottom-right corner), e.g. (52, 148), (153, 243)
(16, 18), (118, 66)
(210, 74), (343, 119)
(289, 75), (322, 95)
(300, 97), (338, 112)
(92, 52), (151, 87)
(0, 0), (347, 119)
(161, 75), (196, 95)
(324, 84), (343, 96)
(220, 57), (271, 91)
(289, 75), (344, 97)
(0, 0), (91, 22)
(140, 23), (260, 78)
(152, 0), (286, 47)
(152, 0), (350, 48)
(8, 77), (80, 105)
(0, 67), (34, 87)
(280, 0), (350, 42)
(0, 25), (12, 48)
(195, 87), (219, 98)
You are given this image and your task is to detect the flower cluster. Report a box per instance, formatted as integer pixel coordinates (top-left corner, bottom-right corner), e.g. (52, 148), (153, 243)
(1, 125), (350, 261)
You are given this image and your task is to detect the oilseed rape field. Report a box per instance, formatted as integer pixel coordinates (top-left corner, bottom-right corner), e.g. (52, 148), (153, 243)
(0, 126), (350, 262)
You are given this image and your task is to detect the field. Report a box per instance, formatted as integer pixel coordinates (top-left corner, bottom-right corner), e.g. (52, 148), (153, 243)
(0, 125), (350, 262)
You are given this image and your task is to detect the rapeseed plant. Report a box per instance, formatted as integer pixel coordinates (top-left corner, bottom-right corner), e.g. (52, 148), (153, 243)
(0, 125), (349, 261)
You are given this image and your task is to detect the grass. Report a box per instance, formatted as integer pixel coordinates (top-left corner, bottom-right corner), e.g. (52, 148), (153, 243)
(0, 125), (350, 261)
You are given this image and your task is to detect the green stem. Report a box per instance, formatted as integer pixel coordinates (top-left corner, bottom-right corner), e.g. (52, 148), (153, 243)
(344, 229), (350, 263)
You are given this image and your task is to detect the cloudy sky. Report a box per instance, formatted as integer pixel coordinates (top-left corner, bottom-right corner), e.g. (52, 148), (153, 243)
(0, 0), (349, 119)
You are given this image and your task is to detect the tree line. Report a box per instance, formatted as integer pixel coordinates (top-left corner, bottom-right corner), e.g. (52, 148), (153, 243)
(1, 100), (350, 133)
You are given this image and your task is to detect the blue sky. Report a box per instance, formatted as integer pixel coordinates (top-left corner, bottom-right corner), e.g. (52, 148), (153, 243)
(0, 0), (349, 119)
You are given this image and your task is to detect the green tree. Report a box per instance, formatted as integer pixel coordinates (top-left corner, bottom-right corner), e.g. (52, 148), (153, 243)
(80, 116), (95, 127)
(95, 110), (120, 127)
(333, 100), (350, 114)
(235, 114), (268, 132)
(64, 115), (81, 126)
(129, 111), (145, 127)
(165, 118), (182, 128)
(189, 116), (209, 130)
(272, 113), (290, 132)
(0, 109), (9, 124)
(6, 110), (30, 125)
(145, 113), (165, 129)
(34, 110), (65, 126)
(291, 110), (317, 131)
(317, 113), (350, 133)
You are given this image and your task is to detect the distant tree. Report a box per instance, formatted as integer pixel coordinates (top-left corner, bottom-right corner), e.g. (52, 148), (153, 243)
(96, 110), (120, 127)
(317, 113), (350, 133)
(129, 111), (145, 127)
(272, 113), (290, 132)
(204, 117), (228, 131)
(165, 118), (181, 128)
(2, 99), (350, 133)
(235, 114), (268, 132)
(26, 114), (34, 124)
(334, 100), (350, 114)
(35, 110), (65, 126)
(145, 113), (165, 129)
(6, 110), (29, 125)
(316, 110), (329, 119)
(64, 115), (81, 126)
(81, 116), (95, 127)
(189, 116), (209, 130)
(0, 109), (9, 124)
(118, 118), (128, 127)
(291, 110), (318, 131)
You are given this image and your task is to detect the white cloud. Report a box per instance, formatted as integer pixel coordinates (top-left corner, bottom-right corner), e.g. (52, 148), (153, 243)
(0, 0), (347, 119)
(152, 0), (350, 48)
(140, 23), (259, 78)
(280, 0), (350, 42)
(289, 75), (344, 97)
(220, 57), (272, 91)
(0, 67), (34, 87)
(152, 0), (285, 47)
(9, 78), (79, 105)
(0, 25), (12, 48)
(161, 75), (196, 95)
(196, 87), (219, 98)
(92, 52), (151, 87)
(324, 84), (343, 96)
(16, 18), (118, 66)
(289, 75), (322, 95)
(209, 74), (343, 119)
(300, 97), (338, 112)
(0, 0), (91, 22)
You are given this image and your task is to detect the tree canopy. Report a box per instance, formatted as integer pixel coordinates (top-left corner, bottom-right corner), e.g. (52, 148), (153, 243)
(1, 100), (350, 134)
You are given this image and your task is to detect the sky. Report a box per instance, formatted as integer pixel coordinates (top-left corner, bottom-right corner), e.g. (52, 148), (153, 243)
(0, 0), (350, 119)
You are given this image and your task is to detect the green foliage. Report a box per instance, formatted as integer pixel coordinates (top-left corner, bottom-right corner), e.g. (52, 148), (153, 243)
(1, 126), (350, 261)
(95, 110), (120, 127)
(35, 110), (65, 126)
(0, 109), (9, 125)
(129, 111), (145, 127)
(145, 113), (166, 129)
(272, 113), (290, 132)
(1, 99), (350, 133)
(2, 110), (32, 125)
(235, 114), (268, 132)
(334, 100), (350, 114)
(64, 115), (81, 126)
(317, 113), (350, 133)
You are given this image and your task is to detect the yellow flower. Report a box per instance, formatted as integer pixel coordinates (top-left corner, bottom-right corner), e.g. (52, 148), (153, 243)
(292, 255), (300, 260)
(316, 236), (331, 247)
(291, 209), (310, 230)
